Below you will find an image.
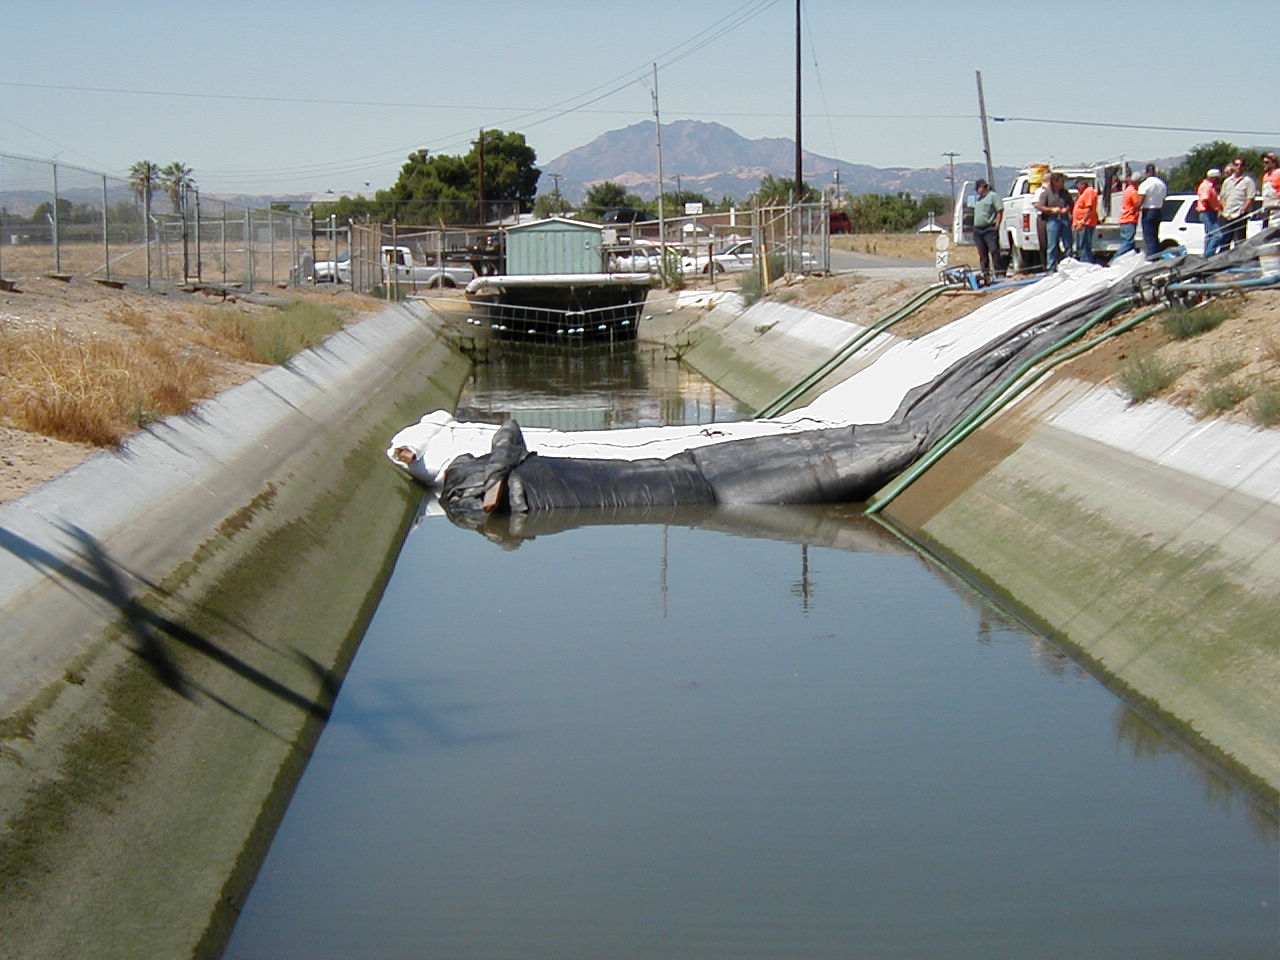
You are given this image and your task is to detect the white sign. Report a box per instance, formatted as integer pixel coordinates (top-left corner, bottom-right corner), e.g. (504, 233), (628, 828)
(684, 202), (704, 215)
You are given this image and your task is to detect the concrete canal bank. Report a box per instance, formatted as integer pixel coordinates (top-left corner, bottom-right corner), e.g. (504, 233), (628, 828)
(677, 281), (1280, 809)
(0, 301), (470, 958)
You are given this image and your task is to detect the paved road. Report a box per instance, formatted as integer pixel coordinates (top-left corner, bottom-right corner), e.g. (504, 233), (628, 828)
(830, 247), (934, 272)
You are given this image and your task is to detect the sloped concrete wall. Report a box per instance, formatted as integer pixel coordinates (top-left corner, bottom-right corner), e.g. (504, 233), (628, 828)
(678, 293), (1279, 803)
(882, 377), (1280, 803)
(0, 302), (472, 958)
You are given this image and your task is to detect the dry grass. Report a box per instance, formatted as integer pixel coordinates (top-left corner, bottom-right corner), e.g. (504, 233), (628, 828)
(0, 326), (214, 446)
(830, 232), (936, 260)
(0, 294), (353, 449)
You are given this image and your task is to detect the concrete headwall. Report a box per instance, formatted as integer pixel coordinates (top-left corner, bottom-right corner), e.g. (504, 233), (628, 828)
(0, 302), (471, 958)
(680, 293), (1280, 807)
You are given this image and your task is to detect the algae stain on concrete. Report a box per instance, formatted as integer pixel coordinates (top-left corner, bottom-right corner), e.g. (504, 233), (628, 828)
(914, 468), (1280, 809)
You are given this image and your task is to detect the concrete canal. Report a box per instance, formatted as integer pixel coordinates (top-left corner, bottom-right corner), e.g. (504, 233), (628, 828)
(223, 340), (1277, 959)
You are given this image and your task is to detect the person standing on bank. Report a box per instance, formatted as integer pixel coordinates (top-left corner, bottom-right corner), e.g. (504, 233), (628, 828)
(972, 179), (1003, 282)
(1034, 171), (1073, 271)
(1261, 152), (1280, 227)
(1220, 158), (1257, 248)
(1117, 171), (1142, 256)
(1137, 164), (1167, 257)
(1197, 167), (1224, 258)
(1071, 177), (1098, 263)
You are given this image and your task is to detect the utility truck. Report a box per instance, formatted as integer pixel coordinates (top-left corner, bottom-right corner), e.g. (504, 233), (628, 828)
(312, 245), (476, 287)
(954, 161), (1134, 271)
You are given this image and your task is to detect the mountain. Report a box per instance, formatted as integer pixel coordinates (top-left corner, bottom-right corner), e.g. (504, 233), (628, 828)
(541, 119), (1021, 203)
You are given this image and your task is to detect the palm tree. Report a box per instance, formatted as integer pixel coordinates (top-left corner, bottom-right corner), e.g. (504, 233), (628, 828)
(128, 160), (160, 207)
(159, 161), (195, 215)
(160, 162), (196, 278)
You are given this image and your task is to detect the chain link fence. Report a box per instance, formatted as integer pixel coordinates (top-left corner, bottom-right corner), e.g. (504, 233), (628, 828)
(0, 152), (312, 290)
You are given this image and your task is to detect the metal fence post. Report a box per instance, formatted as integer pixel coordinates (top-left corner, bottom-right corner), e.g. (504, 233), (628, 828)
(194, 188), (202, 282)
(144, 187), (152, 289)
(101, 175), (111, 281)
(221, 201), (228, 285)
(51, 163), (61, 274)
(244, 207), (253, 290)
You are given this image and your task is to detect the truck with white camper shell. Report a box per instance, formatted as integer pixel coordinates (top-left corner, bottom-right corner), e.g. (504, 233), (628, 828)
(954, 160), (1136, 272)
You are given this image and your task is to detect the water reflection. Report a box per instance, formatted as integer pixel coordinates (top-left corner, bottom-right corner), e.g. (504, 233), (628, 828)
(226, 343), (1278, 960)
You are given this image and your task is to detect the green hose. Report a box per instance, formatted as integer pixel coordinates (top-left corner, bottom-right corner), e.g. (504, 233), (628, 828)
(866, 298), (1165, 515)
(754, 282), (953, 419)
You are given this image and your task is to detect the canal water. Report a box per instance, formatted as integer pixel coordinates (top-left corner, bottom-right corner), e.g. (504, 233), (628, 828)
(224, 344), (1278, 960)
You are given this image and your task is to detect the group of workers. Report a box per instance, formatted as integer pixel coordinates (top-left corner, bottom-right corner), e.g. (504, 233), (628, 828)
(970, 153), (1280, 280)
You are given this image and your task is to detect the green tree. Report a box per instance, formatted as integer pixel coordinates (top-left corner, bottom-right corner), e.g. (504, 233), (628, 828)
(471, 129), (540, 221)
(750, 175), (820, 206)
(846, 192), (923, 232)
(581, 181), (646, 220)
(659, 190), (713, 215)
(1167, 141), (1267, 192)
(534, 192), (574, 218)
(376, 130), (540, 224)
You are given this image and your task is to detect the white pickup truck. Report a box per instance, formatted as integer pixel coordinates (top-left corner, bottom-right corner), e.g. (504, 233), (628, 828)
(954, 161), (1133, 271)
(312, 245), (476, 287)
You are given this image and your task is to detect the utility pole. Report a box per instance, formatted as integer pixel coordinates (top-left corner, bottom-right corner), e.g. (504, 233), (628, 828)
(794, 0), (803, 201)
(653, 62), (666, 265)
(943, 151), (959, 209)
(477, 129), (486, 225)
(975, 70), (995, 188)
(549, 173), (563, 197)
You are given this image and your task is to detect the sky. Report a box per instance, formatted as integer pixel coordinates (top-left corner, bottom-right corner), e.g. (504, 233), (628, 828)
(2, 0), (1275, 198)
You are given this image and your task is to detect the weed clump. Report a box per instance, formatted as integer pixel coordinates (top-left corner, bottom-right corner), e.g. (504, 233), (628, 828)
(1117, 351), (1185, 403)
(1161, 302), (1234, 340)
(1249, 383), (1280, 427)
(1197, 379), (1253, 416)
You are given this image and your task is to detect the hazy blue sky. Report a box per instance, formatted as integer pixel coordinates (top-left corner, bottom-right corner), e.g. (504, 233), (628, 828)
(2, 0), (1274, 196)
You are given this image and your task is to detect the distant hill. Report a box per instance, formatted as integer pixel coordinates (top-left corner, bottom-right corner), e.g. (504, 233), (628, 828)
(541, 119), (1022, 203)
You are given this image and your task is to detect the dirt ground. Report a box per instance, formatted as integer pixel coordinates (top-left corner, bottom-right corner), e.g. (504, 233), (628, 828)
(3, 256), (1278, 505)
(0, 276), (382, 503)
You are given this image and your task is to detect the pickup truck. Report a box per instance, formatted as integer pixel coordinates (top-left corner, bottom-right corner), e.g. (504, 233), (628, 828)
(954, 161), (1133, 271)
(312, 245), (476, 287)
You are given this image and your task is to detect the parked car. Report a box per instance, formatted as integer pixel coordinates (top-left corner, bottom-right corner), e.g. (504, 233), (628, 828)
(602, 207), (650, 227)
(829, 210), (852, 234)
(682, 238), (817, 275)
(1158, 194), (1263, 256)
(609, 239), (663, 273)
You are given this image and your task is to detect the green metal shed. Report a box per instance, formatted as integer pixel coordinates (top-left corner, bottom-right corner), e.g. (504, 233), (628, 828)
(505, 217), (605, 275)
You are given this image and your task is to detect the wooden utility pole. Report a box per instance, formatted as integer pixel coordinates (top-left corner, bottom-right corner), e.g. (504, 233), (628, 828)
(477, 128), (486, 224)
(794, 0), (803, 200)
(975, 70), (995, 188)
(654, 62), (666, 257)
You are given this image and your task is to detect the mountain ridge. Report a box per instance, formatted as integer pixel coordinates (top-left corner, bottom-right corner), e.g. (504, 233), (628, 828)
(541, 119), (1019, 203)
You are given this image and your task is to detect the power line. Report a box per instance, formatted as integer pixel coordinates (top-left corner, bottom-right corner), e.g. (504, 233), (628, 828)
(992, 115), (1280, 138)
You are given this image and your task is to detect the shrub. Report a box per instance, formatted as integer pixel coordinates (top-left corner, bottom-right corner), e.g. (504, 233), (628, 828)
(1249, 382), (1280, 427)
(1117, 351), (1185, 403)
(1197, 379), (1252, 416)
(740, 271), (766, 306)
(1161, 302), (1234, 340)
